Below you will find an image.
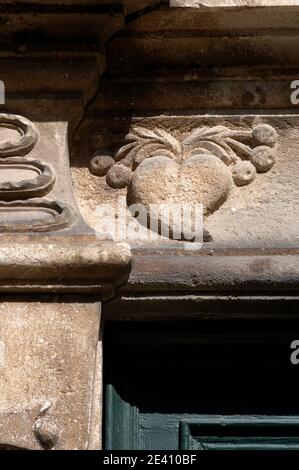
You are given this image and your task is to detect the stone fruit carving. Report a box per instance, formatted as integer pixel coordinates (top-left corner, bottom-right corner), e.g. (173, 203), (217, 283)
(90, 124), (278, 239)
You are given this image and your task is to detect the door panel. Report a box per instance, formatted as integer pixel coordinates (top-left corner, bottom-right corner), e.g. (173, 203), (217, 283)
(180, 418), (299, 450)
(104, 321), (299, 450)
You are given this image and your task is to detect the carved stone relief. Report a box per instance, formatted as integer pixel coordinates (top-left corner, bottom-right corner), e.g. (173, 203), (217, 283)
(0, 114), (74, 232)
(0, 113), (132, 295)
(89, 123), (278, 241)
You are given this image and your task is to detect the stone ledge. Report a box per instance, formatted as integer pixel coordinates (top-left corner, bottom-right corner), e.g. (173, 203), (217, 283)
(0, 240), (131, 298)
(170, 0), (299, 7)
(124, 251), (299, 293)
(104, 294), (299, 321)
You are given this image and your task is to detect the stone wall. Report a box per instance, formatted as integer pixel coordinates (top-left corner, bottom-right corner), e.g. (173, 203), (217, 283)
(0, 0), (299, 450)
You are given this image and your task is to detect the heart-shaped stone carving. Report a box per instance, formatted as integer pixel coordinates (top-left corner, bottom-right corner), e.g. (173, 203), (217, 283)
(128, 154), (233, 214)
(90, 124), (278, 242)
(127, 154), (233, 237)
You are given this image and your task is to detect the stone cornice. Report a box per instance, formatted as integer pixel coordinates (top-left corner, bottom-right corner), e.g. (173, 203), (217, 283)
(0, 239), (131, 298)
(171, 0), (299, 7)
(104, 250), (299, 320)
(0, 1), (162, 47)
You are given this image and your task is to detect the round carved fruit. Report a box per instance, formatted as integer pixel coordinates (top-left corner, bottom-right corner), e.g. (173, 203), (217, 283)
(106, 163), (133, 189)
(252, 124), (278, 148)
(232, 160), (256, 186)
(128, 154), (233, 217)
(89, 152), (114, 176)
(250, 146), (276, 172)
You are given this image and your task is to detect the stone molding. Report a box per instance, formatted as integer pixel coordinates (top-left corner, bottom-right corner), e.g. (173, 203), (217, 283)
(0, 114), (74, 233)
(170, 0), (299, 7)
(0, 113), (131, 297)
(0, 241), (131, 297)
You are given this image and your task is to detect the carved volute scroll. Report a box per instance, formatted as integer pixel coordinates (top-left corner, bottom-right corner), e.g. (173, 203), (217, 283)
(0, 114), (74, 232)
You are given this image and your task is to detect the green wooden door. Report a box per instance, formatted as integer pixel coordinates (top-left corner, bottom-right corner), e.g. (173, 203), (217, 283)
(104, 321), (299, 450)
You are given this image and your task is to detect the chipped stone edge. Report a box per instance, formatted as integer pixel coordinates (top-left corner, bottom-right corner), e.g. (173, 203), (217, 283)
(170, 0), (299, 7)
(0, 241), (132, 297)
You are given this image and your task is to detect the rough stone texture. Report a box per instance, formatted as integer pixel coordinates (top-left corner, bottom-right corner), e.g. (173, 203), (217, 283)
(0, 242), (131, 283)
(0, 302), (101, 450)
(232, 161), (256, 187)
(88, 339), (102, 450)
(129, 154), (232, 214)
(171, 0), (299, 6)
(89, 154), (115, 177)
(70, 3), (299, 249)
(0, 116), (79, 234)
(1, 0), (299, 451)
(0, 113), (132, 296)
(76, 115), (298, 249)
(107, 164), (133, 189)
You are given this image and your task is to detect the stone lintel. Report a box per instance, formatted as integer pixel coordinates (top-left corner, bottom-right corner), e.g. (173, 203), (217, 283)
(170, 0), (299, 7)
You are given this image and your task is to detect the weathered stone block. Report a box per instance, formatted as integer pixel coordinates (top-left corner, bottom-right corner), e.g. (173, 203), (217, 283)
(0, 302), (101, 450)
(171, 0), (299, 7)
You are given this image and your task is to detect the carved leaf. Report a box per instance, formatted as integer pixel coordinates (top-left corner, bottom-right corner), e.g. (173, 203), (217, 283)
(103, 124), (277, 192)
(182, 126), (229, 147)
(154, 129), (182, 155)
(182, 126), (238, 164)
(133, 142), (167, 166)
(114, 141), (138, 162)
(190, 141), (233, 165)
(130, 127), (160, 141)
(128, 127), (181, 156)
